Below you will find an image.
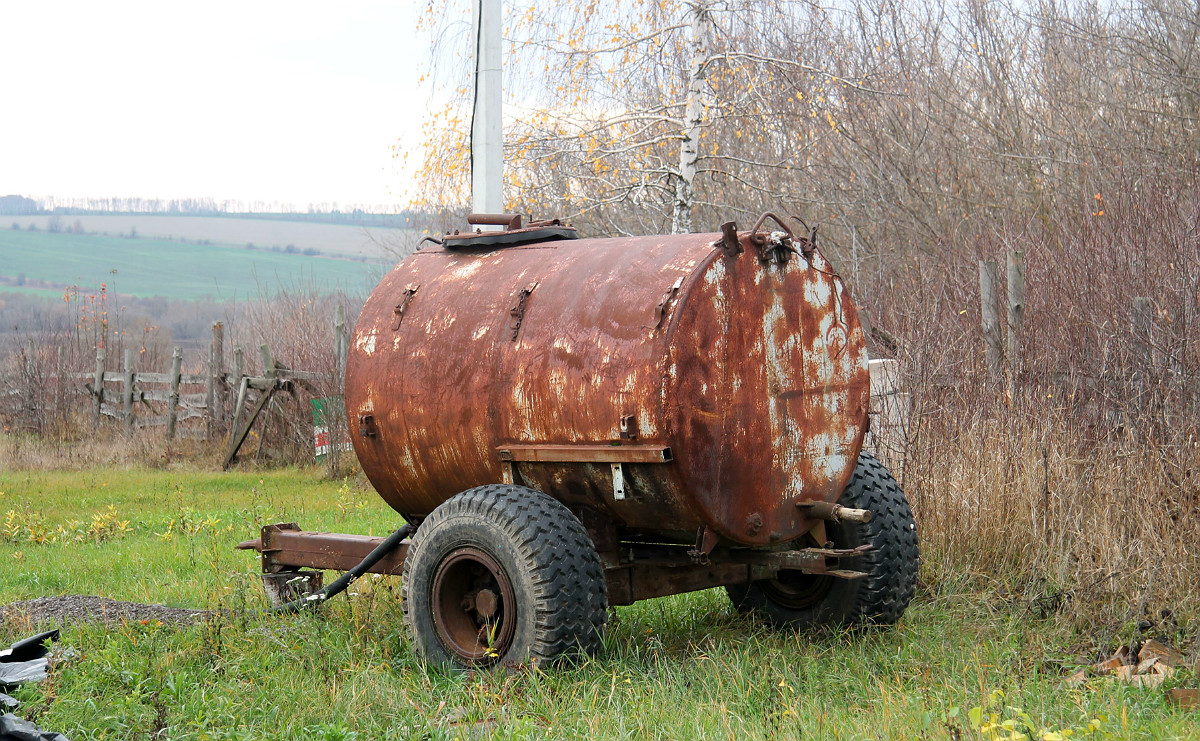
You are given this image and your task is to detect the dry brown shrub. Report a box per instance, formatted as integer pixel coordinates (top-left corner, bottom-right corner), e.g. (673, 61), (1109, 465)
(865, 178), (1200, 625)
(220, 285), (363, 473)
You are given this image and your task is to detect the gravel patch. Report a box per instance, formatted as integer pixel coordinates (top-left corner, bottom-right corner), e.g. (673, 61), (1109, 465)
(0, 596), (208, 628)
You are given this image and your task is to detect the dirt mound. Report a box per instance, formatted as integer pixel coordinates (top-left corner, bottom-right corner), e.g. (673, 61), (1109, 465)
(0, 596), (208, 628)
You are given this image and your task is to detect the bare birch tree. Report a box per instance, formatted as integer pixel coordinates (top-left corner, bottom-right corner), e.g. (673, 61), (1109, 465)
(413, 0), (861, 235)
(408, 0), (1200, 255)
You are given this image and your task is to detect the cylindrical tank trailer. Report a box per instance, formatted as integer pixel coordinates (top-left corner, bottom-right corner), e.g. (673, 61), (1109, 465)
(245, 214), (918, 670)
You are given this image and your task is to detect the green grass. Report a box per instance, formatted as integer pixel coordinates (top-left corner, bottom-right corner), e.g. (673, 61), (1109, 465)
(0, 466), (1196, 740)
(0, 230), (386, 300)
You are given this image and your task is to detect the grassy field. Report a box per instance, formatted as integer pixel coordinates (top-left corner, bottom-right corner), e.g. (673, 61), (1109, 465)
(0, 230), (388, 300)
(8, 215), (415, 259)
(0, 465), (1196, 740)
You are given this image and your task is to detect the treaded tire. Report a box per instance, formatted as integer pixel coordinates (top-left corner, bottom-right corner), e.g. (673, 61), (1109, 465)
(727, 452), (918, 629)
(400, 484), (608, 670)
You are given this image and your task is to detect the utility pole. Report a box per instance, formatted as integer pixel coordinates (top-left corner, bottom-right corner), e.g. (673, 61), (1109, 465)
(471, 0), (503, 217)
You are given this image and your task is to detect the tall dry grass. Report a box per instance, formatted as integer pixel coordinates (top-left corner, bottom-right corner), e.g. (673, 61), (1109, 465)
(0, 427), (214, 471)
(865, 178), (1200, 626)
(899, 395), (1200, 628)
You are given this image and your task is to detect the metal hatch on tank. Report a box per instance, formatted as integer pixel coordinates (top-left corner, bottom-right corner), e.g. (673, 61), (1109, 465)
(436, 212), (579, 249)
(241, 212), (919, 672)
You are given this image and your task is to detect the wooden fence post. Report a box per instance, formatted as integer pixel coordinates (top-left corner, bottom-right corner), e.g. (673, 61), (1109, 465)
(260, 344), (275, 378)
(207, 342), (216, 440)
(212, 321), (226, 434)
(166, 347), (182, 441)
(867, 358), (910, 481)
(92, 346), (106, 424)
(1006, 250), (1025, 394)
(256, 344), (276, 460)
(335, 304), (348, 377)
(229, 347), (247, 451)
(123, 349), (135, 434)
(233, 346), (244, 396)
(979, 259), (1003, 381)
(55, 346), (63, 431)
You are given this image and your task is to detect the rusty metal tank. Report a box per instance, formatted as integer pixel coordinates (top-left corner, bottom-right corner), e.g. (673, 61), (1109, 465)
(345, 216), (870, 549)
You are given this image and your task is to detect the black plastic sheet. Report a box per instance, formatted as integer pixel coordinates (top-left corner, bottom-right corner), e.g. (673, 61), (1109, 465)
(0, 631), (69, 741)
(0, 631), (57, 690)
(0, 714), (69, 741)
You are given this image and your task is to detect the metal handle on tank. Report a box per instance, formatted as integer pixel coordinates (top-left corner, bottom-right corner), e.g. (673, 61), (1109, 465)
(748, 212), (794, 246)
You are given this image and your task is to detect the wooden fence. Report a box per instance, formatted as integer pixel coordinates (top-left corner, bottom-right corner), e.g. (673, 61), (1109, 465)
(6, 312), (352, 467)
(74, 322), (342, 441)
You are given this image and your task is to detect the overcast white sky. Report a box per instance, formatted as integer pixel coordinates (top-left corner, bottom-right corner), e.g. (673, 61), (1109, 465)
(0, 1), (430, 210)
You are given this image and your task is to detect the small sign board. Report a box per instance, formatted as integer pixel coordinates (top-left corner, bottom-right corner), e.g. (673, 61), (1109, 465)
(311, 397), (353, 460)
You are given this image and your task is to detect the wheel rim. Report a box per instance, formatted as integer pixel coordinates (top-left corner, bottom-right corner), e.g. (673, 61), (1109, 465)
(759, 569), (835, 610)
(430, 546), (517, 666)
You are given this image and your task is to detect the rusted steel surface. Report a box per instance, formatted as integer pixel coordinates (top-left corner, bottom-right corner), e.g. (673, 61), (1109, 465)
(346, 222), (869, 548)
(605, 563), (752, 606)
(247, 524), (411, 575)
(430, 545), (517, 666)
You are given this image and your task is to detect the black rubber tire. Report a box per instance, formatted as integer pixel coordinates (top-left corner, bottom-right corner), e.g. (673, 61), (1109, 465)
(400, 484), (608, 670)
(726, 452), (919, 629)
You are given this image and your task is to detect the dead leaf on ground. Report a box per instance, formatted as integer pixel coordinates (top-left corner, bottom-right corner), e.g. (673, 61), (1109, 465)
(1131, 673), (1165, 689)
(1068, 641), (1194, 691)
(1165, 688), (1199, 709)
(1139, 639), (1186, 668)
(1093, 646), (1131, 675)
(1136, 657), (1160, 675)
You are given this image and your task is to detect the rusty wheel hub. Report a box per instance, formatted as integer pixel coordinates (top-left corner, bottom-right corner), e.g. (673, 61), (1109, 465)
(430, 547), (516, 665)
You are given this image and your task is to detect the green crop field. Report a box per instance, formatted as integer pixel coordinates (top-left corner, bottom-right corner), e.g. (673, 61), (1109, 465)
(9, 214), (415, 259)
(0, 230), (389, 300)
(0, 462), (1196, 740)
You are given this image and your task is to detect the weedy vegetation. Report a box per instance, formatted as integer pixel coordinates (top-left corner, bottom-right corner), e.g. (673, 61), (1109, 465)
(0, 463), (1197, 740)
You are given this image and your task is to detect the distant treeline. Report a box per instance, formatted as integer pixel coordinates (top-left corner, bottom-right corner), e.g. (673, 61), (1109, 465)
(0, 195), (39, 215)
(0, 194), (416, 228)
